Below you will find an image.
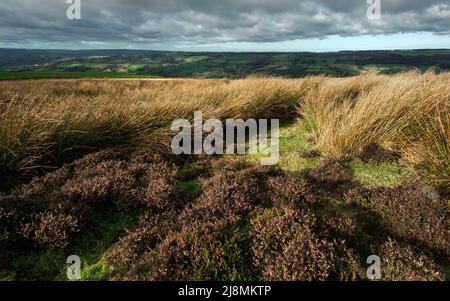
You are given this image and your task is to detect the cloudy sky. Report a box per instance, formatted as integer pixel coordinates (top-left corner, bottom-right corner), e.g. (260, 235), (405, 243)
(1, 0), (450, 51)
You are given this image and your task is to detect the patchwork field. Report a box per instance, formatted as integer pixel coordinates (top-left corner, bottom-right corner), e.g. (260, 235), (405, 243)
(0, 73), (448, 280)
(2, 49), (450, 79)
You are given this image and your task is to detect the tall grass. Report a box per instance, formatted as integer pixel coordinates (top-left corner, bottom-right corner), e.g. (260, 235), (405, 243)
(1, 74), (448, 193)
(400, 106), (449, 193)
(300, 71), (449, 193)
(0, 78), (308, 178)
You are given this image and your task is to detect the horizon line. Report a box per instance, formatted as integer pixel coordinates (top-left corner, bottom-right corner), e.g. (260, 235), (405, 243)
(1, 47), (450, 54)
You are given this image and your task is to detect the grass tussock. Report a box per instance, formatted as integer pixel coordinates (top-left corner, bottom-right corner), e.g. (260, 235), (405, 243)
(1, 74), (448, 193)
(0, 78), (312, 179)
(400, 106), (449, 193)
(300, 71), (449, 194)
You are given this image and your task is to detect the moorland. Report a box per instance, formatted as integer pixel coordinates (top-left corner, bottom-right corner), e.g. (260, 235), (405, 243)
(0, 72), (448, 280)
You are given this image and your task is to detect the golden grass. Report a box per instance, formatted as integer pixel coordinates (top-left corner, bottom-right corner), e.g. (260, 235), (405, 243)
(400, 106), (449, 192)
(0, 77), (309, 177)
(1, 73), (448, 193)
(300, 71), (449, 193)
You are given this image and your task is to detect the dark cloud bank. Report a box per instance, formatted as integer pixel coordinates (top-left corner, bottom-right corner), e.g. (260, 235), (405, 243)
(0, 0), (449, 48)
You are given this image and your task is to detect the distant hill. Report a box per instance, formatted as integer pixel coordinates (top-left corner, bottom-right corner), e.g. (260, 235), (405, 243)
(1, 48), (450, 78)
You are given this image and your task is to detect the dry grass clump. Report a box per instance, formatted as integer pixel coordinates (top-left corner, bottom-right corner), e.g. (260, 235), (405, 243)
(215, 76), (323, 120)
(0, 77), (312, 179)
(1, 74), (448, 192)
(300, 71), (449, 193)
(379, 238), (445, 281)
(302, 71), (448, 156)
(400, 105), (449, 194)
(301, 72), (384, 152)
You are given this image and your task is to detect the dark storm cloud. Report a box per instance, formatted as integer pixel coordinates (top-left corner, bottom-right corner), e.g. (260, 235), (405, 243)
(0, 0), (449, 48)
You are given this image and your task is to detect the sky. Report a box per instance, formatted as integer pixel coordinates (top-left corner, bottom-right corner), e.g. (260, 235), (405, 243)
(0, 0), (449, 52)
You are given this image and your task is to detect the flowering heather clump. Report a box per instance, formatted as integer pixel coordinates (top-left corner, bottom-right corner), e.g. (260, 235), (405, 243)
(20, 208), (79, 250)
(250, 207), (332, 280)
(0, 150), (181, 252)
(266, 233), (337, 281)
(108, 165), (367, 281)
(0, 196), (22, 247)
(250, 207), (362, 280)
(61, 160), (136, 205)
(267, 175), (315, 208)
(316, 215), (358, 241)
(251, 207), (308, 271)
(209, 157), (254, 173)
(141, 163), (180, 211)
(189, 166), (275, 221)
(369, 185), (449, 256)
(62, 160), (178, 213)
(16, 166), (74, 204)
(343, 186), (371, 206)
(346, 183), (449, 256)
(378, 238), (445, 281)
(77, 149), (127, 166)
(143, 216), (251, 281)
(106, 212), (177, 269)
(57, 154), (179, 213)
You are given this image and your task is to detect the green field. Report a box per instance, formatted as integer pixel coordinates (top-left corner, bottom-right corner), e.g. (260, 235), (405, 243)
(0, 71), (159, 80)
(1, 49), (450, 79)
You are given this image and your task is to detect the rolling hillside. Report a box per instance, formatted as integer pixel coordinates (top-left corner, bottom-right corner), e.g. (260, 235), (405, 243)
(1, 49), (450, 79)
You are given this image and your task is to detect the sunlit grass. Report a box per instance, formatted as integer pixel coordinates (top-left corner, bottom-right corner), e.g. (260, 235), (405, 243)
(351, 160), (411, 187)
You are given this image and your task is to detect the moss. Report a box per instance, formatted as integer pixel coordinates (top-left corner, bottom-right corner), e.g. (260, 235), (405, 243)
(2, 210), (136, 280)
(278, 122), (320, 172)
(5, 250), (66, 281)
(81, 261), (111, 281)
(176, 180), (200, 201)
(230, 121), (320, 172)
(0, 271), (15, 281)
(71, 211), (137, 270)
(351, 160), (411, 187)
(354, 196), (370, 209)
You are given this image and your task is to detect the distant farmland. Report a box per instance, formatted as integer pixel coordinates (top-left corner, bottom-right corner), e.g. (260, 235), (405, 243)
(1, 48), (450, 79)
(0, 71), (159, 80)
